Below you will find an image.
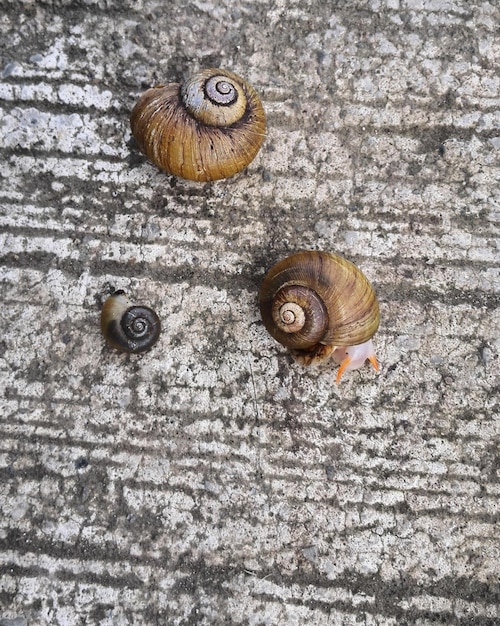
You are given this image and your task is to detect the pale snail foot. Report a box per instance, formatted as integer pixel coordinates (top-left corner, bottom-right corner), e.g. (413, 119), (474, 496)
(291, 340), (379, 383)
(332, 340), (380, 384)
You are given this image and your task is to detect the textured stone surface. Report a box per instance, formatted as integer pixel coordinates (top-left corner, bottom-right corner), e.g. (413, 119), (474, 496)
(0, 0), (499, 624)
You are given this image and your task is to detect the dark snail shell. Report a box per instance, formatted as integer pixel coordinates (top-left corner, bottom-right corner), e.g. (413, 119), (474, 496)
(259, 251), (380, 354)
(130, 68), (266, 182)
(100, 291), (161, 354)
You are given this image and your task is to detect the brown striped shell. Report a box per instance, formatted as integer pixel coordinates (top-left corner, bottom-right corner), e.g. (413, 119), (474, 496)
(259, 251), (380, 354)
(130, 68), (266, 182)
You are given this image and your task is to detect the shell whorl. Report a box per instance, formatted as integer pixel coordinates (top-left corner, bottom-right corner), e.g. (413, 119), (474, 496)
(181, 70), (247, 126)
(100, 291), (161, 354)
(130, 68), (266, 182)
(259, 251), (380, 351)
(274, 301), (305, 333)
(268, 284), (328, 349)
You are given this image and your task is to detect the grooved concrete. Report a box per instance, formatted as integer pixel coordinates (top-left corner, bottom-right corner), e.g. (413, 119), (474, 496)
(0, 1), (499, 625)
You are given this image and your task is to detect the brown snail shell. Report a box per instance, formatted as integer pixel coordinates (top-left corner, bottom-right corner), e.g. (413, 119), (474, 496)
(259, 251), (380, 382)
(130, 68), (266, 182)
(101, 291), (161, 354)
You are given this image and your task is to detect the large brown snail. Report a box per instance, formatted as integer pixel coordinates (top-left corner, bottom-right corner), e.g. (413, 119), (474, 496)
(259, 251), (380, 383)
(100, 291), (161, 353)
(130, 68), (266, 182)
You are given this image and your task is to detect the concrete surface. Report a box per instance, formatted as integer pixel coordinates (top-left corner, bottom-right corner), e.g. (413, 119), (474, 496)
(0, 0), (499, 624)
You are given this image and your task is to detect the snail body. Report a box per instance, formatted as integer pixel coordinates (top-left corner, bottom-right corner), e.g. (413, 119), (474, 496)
(130, 68), (266, 182)
(259, 251), (380, 383)
(101, 291), (161, 353)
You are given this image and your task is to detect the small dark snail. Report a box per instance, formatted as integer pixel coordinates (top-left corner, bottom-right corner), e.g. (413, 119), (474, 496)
(100, 290), (161, 354)
(130, 68), (266, 182)
(259, 251), (380, 383)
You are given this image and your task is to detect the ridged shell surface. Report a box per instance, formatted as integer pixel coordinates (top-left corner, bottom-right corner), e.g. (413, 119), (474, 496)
(259, 251), (380, 350)
(130, 68), (266, 182)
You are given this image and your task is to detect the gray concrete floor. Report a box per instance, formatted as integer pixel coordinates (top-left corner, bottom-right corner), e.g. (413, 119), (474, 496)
(0, 0), (499, 624)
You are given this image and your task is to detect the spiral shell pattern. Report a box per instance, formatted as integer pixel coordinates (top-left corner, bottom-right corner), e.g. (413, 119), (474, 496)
(130, 68), (266, 182)
(269, 284), (328, 349)
(259, 251), (380, 351)
(100, 291), (161, 354)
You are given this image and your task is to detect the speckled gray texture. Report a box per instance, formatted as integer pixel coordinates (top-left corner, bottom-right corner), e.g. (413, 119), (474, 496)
(0, 0), (499, 624)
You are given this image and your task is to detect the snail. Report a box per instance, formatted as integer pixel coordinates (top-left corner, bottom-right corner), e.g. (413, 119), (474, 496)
(100, 290), (161, 353)
(130, 68), (266, 182)
(259, 251), (380, 383)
